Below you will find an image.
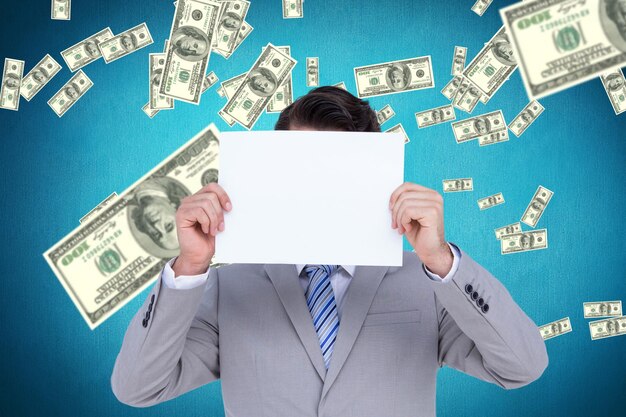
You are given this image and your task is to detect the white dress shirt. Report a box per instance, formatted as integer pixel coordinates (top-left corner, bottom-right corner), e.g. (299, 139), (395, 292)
(161, 242), (461, 319)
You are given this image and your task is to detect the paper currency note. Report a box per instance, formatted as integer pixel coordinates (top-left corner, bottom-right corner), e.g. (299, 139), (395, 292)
(160, 1), (221, 104)
(451, 110), (507, 143)
(47, 70), (93, 117)
(80, 192), (119, 224)
(384, 123), (410, 144)
(51, 0), (71, 20)
(501, 229), (548, 254)
(354, 56), (434, 98)
(43, 123), (221, 329)
(61, 28), (114, 72)
(478, 192), (505, 210)
(443, 178), (473, 192)
(212, 1), (250, 56)
(215, 20), (254, 59)
(306, 57), (319, 87)
(202, 71), (219, 93)
(600, 68), (626, 115)
(454, 81), (482, 113)
(494, 222), (522, 239)
(441, 76), (463, 100)
(589, 316), (626, 340)
(451, 46), (467, 75)
(540, 317), (572, 340)
(149, 54), (175, 110)
(471, 0), (493, 16)
(463, 26), (517, 99)
(283, 0), (303, 18)
(220, 72), (246, 99)
(521, 185), (553, 227)
(0, 58), (24, 111)
(478, 129), (509, 146)
(99, 23), (153, 64)
(216, 86), (225, 97)
(267, 46), (294, 113)
(500, 0), (626, 100)
(584, 301), (623, 318)
(333, 81), (348, 90)
(20, 54), (62, 101)
(222, 43), (297, 129)
(416, 104), (456, 128)
(376, 104), (396, 126)
(218, 105), (237, 126)
(509, 100), (545, 137)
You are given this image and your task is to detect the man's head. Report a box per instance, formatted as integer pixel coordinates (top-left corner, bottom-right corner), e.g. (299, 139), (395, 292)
(275, 86), (381, 132)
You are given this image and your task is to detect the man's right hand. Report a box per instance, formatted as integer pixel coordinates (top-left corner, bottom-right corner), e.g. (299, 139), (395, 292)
(172, 182), (232, 277)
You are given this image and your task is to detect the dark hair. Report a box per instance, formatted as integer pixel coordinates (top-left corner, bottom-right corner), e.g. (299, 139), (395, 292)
(274, 86), (381, 132)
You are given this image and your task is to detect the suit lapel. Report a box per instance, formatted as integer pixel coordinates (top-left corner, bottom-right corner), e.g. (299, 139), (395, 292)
(321, 264), (389, 399)
(264, 263), (327, 381)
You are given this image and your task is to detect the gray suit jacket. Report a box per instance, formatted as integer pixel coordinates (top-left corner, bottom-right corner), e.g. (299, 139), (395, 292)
(111, 244), (548, 416)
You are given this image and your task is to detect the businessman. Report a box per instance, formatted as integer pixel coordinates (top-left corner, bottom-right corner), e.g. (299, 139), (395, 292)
(111, 86), (548, 416)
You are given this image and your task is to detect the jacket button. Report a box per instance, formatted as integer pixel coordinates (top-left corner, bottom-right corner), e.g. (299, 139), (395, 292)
(465, 284), (473, 294)
(142, 318), (148, 327)
(145, 311), (151, 320)
(482, 304), (489, 313)
(477, 297), (484, 307)
(151, 294), (155, 303)
(471, 291), (479, 300)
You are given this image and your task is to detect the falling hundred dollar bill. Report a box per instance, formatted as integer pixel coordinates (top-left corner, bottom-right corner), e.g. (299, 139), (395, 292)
(61, 28), (114, 72)
(494, 222), (522, 240)
(584, 301), (623, 318)
(47, 70), (93, 117)
(306, 57), (319, 87)
(451, 46), (467, 75)
(520, 185), (553, 228)
(589, 316), (626, 340)
(539, 317), (572, 340)
(501, 229), (548, 254)
(376, 104), (396, 126)
(51, 0), (71, 20)
(600, 68), (626, 115)
(0, 58), (25, 111)
(443, 178), (473, 192)
(509, 100), (545, 137)
(283, 0), (303, 18)
(416, 104), (456, 128)
(354, 56), (434, 98)
(20, 54), (62, 101)
(478, 192), (505, 210)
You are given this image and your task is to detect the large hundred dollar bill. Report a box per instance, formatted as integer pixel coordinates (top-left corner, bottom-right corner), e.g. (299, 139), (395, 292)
(451, 46), (467, 75)
(384, 123), (410, 144)
(500, 0), (626, 100)
(80, 192), (119, 224)
(160, 0), (221, 104)
(149, 53), (175, 110)
(501, 229), (548, 254)
(509, 100), (545, 137)
(99, 23), (154, 64)
(463, 26), (518, 99)
(214, 20), (254, 59)
(306, 57), (319, 87)
(600, 68), (626, 114)
(584, 300), (622, 318)
(266, 46), (294, 113)
(376, 104), (396, 126)
(539, 317), (572, 340)
(20, 54), (62, 101)
(494, 222), (522, 239)
(0, 58), (25, 111)
(47, 70), (93, 117)
(222, 43), (297, 129)
(212, 1), (250, 56)
(589, 316), (626, 340)
(283, 0), (304, 18)
(443, 178), (473, 192)
(451, 110), (507, 143)
(477, 192), (505, 210)
(51, 0), (71, 20)
(416, 104), (456, 128)
(61, 28), (114, 72)
(43, 124), (221, 329)
(521, 185), (553, 227)
(354, 56), (434, 98)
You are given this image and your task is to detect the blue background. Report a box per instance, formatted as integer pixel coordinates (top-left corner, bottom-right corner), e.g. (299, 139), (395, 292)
(1, 0), (625, 416)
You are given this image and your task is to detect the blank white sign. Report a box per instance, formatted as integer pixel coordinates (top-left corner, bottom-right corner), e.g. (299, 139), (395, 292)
(214, 130), (405, 266)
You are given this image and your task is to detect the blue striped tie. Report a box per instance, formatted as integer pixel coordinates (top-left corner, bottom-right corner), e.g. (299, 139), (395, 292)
(304, 264), (340, 370)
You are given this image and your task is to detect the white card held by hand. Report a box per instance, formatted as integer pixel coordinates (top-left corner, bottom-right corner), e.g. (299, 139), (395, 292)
(214, 130), (405, 266)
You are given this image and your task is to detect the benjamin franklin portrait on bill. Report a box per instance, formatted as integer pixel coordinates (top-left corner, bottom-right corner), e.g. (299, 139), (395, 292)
(247, 67), (278, 97)
(385, 63), (411, 91)
(602, 0), (626, 50)
(3, 73), (20, 89)
(491, 34), (516, 66)
(171, 26), (210, 62)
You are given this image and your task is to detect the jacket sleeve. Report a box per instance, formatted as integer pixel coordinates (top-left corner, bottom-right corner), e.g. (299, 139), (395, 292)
(110, 262), (220, 407)
(427, 242), (548, 389)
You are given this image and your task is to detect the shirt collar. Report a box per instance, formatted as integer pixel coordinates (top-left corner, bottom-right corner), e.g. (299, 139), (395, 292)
(296, 264), (356, 277)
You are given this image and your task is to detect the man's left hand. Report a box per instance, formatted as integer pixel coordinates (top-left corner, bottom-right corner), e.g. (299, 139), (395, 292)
(389, 182), (453, 277)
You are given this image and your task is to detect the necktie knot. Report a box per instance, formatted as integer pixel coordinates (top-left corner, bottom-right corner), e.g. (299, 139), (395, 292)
(303, 264), (340, 282)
